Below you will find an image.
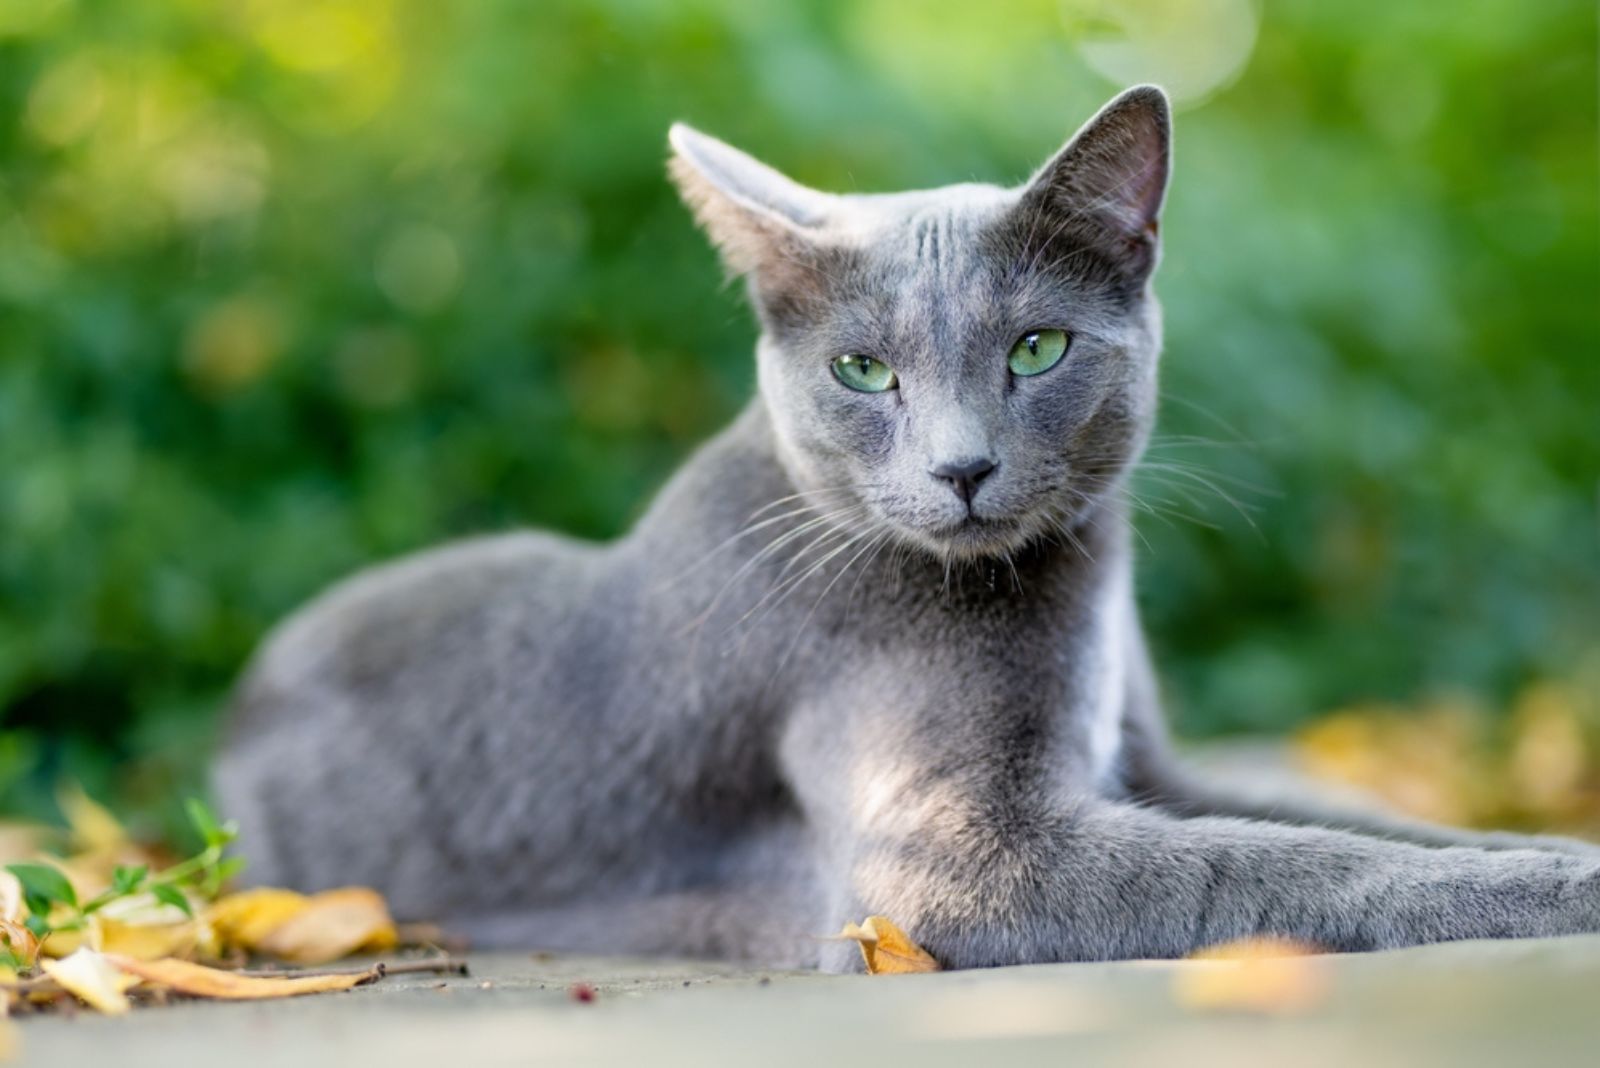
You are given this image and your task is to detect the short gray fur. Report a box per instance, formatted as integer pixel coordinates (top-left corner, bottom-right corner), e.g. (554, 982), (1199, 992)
(214, 87), (1600, 971)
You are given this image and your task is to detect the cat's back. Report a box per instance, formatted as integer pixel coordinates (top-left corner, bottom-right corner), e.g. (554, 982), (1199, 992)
(227, 529), (601, 740)
(212, 528), (623, 902)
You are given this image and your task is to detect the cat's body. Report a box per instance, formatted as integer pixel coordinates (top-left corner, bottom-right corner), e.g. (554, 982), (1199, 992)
(216, 88), (1600, 970)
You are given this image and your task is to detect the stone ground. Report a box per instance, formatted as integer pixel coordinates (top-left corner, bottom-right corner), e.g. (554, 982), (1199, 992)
(15, 934), (1600, 1067)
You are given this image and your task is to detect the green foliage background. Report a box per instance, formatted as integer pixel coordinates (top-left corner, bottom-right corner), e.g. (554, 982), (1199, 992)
(0, 0), (1595, 825)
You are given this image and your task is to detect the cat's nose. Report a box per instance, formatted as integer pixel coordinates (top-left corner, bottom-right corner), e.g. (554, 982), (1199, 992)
(931, 457), (997, 506)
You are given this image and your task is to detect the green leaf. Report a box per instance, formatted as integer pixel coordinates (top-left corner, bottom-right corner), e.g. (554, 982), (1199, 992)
(213, 856), (248, 883)
(111, 864), (148, 896)
(184, 798), (238, 849)
(6, 861), (78, 910)
(23, 914), (51, 940)
(195, 855), (246, 900)
(151, 883), (193, 917)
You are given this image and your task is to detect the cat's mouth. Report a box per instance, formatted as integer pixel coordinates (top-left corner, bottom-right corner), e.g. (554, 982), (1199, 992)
(921, 513), (1033, 558)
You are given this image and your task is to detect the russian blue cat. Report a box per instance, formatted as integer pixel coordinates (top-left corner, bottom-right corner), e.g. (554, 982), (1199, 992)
(216, 87), (1600, 969)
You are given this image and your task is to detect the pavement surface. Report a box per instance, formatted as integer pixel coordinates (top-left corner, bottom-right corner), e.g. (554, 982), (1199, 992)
(14, 934), (1600, 1067)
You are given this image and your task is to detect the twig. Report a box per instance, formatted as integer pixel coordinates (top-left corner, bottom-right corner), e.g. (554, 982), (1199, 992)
(235, 957), (470, 980)
(0, 974), (62, 993)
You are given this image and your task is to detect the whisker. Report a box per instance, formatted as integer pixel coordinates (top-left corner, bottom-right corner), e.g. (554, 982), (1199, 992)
(774, 526), (893, 673)
(679, 504), (869, 637)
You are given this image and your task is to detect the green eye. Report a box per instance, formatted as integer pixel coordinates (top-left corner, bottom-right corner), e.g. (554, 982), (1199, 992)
(831, 354), (898, 393)
(1007, 329), (1071, 377)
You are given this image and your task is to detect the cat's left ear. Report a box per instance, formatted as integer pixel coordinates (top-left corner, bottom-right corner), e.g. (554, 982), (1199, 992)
(1021, 85), (1171, 282)
(668, 124), (835, 283)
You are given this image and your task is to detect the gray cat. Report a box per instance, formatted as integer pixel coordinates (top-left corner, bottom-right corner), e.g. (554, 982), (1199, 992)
(215, 86), (1600, 970)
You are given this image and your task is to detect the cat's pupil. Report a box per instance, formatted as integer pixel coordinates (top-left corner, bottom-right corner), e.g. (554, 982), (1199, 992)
(1027, 335), (1039, 355)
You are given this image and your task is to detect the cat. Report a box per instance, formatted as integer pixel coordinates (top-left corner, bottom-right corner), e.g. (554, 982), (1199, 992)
(214, 86), (1600, 970)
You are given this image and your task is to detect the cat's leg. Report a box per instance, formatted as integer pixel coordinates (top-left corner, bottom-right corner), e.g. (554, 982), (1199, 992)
(782, 695), (1600, 972)
(805, 793), (1600, 971)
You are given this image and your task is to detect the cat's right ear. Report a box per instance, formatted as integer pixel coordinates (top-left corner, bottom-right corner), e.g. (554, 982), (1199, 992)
(1020, 85), (1172, 284)
(668, 124), (835, 284)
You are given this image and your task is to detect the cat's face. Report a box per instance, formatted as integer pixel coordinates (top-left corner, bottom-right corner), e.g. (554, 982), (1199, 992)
(671, 87), (1170, 561)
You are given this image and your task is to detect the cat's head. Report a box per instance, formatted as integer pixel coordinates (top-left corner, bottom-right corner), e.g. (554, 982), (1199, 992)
(670, 87), (1170, 562)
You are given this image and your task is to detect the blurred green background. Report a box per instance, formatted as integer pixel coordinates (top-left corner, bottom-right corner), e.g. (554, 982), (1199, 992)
(0, 0), (1596, 827)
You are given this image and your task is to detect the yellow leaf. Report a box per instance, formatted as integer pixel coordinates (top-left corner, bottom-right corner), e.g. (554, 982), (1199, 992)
(96, 896), (216, 962)
(56, 783), (126, 855)
(255, 887), (397, 964)
(209, 886), (397, 964)
(95, 920), (193, 962)
(37, 905), (90, 958)
(836, 916), (939, 975)
(107, 955), (375, 999)
(1508, 683), (1588, 814)
(39, 948), (138, 1015)
(209, 888), (310, 947)
(0, 921), (38, 968)
(1174, 936), (1327, 1015)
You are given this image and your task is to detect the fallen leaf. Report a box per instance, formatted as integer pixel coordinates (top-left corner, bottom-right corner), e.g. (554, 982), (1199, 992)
(836, 916), (939, 975)
(1508, 684), (1588, 816)
(107, 955), (377, 999)
(39, 948), (138, 1014)
(1173, 936), (1327, 1015)
(252, 887), (397, 965)
(0, 922), (37, 968)
(57, 784), (127, 856)
(97, 909), (215, 962)
(209, 887), (310, 947)
(96, 890), (215, 958)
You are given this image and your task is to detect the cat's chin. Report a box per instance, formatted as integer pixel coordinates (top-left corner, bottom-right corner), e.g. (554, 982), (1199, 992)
(904, 514), (1038, 562)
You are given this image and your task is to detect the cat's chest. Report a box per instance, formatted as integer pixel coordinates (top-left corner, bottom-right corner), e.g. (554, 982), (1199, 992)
(826, 561), (1131, 787)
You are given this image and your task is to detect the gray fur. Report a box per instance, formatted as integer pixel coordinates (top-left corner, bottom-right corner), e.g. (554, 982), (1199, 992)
(214, 87), (1600, 971)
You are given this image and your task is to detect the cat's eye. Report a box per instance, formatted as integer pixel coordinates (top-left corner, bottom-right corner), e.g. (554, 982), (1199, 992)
(831, 354), (898, 393)
(1007, 329), (1071, 377)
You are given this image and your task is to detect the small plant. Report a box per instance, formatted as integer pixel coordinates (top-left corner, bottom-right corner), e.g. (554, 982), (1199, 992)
(2, 798), (244, 971)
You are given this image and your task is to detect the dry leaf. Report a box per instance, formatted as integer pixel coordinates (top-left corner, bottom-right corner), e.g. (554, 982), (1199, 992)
(39, 948), (138, 1015)
(0, 922), (38, 969)
(107, 955), (376, 999)
(1173, 936), (1327, 1015)
(97, 913), (214, 963)
(95, 891), (217, 960)
(209, 886), (400, 964)
(1508, 684), (1588, 816)
(836, 916), (939, 975)
(37, 903), (93, 958)
(250, 887), (398, 965)
(209, 888), (310, 947)
(57, 783), (127, 856)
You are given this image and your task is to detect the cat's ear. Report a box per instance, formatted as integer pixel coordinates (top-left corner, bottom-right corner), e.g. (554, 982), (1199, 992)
(668, 123), (835, 281)
(1021, 85), (1171, 281)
